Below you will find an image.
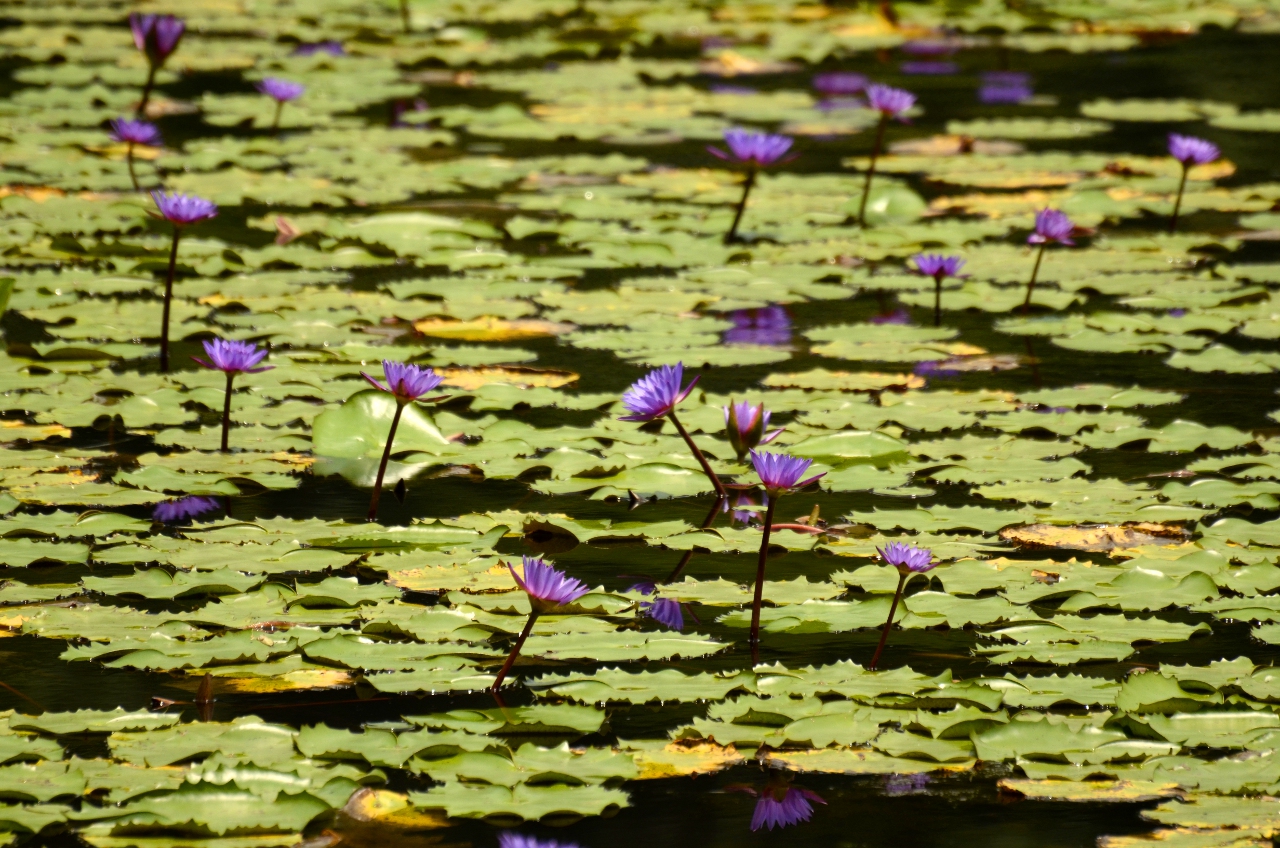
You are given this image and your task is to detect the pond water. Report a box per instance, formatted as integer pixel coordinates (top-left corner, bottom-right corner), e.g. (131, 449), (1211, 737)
(4, 2), (1280, 848)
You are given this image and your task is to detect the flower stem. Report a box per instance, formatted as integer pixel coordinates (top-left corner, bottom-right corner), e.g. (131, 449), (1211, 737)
(400, 0), (411, 31)
(159, 226), (181, 373)
(367, 401), (405, 522)
(857, 114), (888, 227)
(667, 410), (726, 497)
(748, 496), (779, 650)
(270, 101), (283, 133)
(126, 142), (140, 191)
(220, 371), (234, 452)
(933, 275), (942, 327)
(1020, 242), (1046, 316)
(137, 64), (157, 117)
(492, 612), (538, 691)
(1170, 164), (1189, 234)
(665, 495), (725, 583)
(868, 571), (907, 671)
(724, 167), (757, 245)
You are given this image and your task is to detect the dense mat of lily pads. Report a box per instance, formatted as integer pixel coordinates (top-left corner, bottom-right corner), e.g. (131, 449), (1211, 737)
(9, 0), (1280, 846)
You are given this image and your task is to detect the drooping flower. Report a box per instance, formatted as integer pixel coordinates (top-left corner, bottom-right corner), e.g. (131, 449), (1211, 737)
(153, 495), (220, 523)
(292, 40), (345, 57)
(510, 556), (590, 613)
(257, 77), (306, 103)
(813, 72), (867, 96)
(619, 363), (698, 422)
(708, 128), (794, 168)
(641, 597), (685, 631)
(912, 253), (965, 280)
(192, 338), (272, 375)
(497, 833), (581, 848)
(362, 360), (445, 404)
(723, 304), (792, 346)
(878, 541), (935, 575)
(152, 191), (218, 226)
(130, 13), (185, 65)
(1169, 133), (1220, 166)
(750, 450), (825, 495)
(865, 83), (916, 118)
(724, 400), (783, 460)
(751, 786), (826, 832)
(1028, 208), (1074, 245)
(109, 118), (162, 146)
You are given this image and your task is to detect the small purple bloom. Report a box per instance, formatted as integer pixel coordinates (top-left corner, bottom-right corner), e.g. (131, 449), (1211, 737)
(1168, 133), (1220, 167)
(813, 72), (867, 96)
(257, 77), (306, 103)
(879, 541), (935, 575)
(913, 253), (966, 280)
(619, 363), (698, 422)
(914, 359), (959, 378)
(192, 338), (272, 375)
(292, 40), (345, 57)
(362, 360), (445, 404)
(901, 61), (957, 75)
(152, 191), (217, 226)
(627, 580), (657, 595)
(724, 304), (792, 346)
(708, 128), (794, 168)
(129, 13), (185, 65)
(641, 597), (685, 630)
(510, 556), (589, 614)
(750, 450), (824, 494)
(751, 786), (826, 831)
(109, 118), (162, 146)
(724, 400), (783, 460)
(1028, 208), (1074, 245)
(497, 834), (580, 848)
(865, 83), (916, 118)
(153, 495), (220, 524)
(1168, 308), (1187, 318)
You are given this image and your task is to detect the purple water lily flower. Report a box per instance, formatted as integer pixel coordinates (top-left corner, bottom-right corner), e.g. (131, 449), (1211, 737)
(914, 253), (966, 326)
(363, 360), (445, 404)
(724, 304), (792, 346)
(709, 128), (794, 168)
(130, 13), (185, 64)
(870, 542), (937, 670)
(619, 363), (697, 422)
(641, 597), (685, 631)
(192, 338), (271, 375)
(1169, 133), (1220, 166)
(865, 83), (916, 118)
(152, 191), (218, 226)
(979, 71), (1033, 104)
(879, 541), (935, 575)
(257, 77), (306, 103)
(153, 495), (220, 524)
(193, 339), (271, 452)
(498, 833), (580, 848)
(724, 400), (783, 461)
(292, 40), (345, 57)
(750, 450), (824, 494)
(1028, 208), (1075, 245)
(493, 557), (590, 692)
(109, 118), (162, 146)
(751, 786), (826, 831)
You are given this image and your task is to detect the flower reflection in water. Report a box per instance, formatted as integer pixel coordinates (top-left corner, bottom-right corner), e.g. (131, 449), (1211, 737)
(884, 773), (930, 797)
(739, 773), (826, 831)
(724, 304), (792, 346)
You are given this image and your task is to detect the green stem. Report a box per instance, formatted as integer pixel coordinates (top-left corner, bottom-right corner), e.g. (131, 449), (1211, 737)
(126, 143), (140, 191)
(748, 497), (779, 651)
(492, 612), (538, 691)
(367, 401), (405, 521)
(159, 226), (181, 373)
(933, 275), (942, 327)
(868, 572), (907, 670)
(400, 0), (411, 31)
(270, 101), (283, 133)
(1170, 164), (1189, 234)
(665, 495), (726, 583)
(1021, 242), (1046, 316)
(220, 371), (234, 452)
(667, 410), (726, 497)
(857, 114), (888, 227)
(724, 167), (756, 244)
(137, 64), (157, 117)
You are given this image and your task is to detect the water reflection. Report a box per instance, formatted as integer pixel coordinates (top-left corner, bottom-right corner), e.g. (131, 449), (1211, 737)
(978, 71), (1033, 104)
(884, 773), (930, 797)
(153, 495), (221, 523)
(743, 774), (826, 831)
(724, 305), (792, 346)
